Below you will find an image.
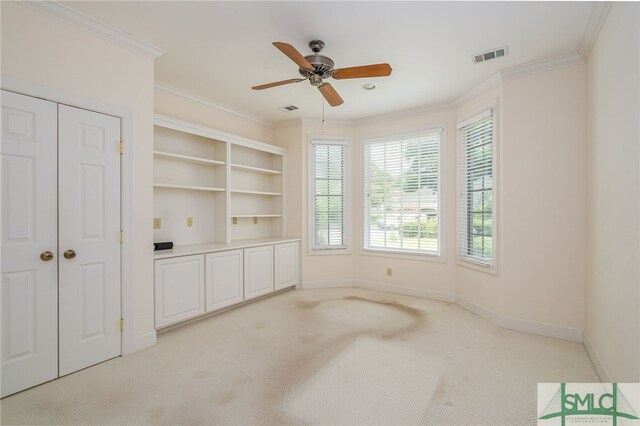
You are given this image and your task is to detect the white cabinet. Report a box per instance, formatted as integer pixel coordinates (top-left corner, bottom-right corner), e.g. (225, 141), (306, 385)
(205, 250), (243, 312)
(153, 238), (299, 329)
(244, 245), (274, 300)
(274, 242), (299, 290)
(154, 254), (205, 328)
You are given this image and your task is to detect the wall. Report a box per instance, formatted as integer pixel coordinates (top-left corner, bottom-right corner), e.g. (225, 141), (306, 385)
(353, 109), (458, 300)
(585, 2), (640, 382)
(274, 120), (356, 286)
(456, 65), (588, 334)
(155, 89), (274, 144)
(1, 2), (156, 347)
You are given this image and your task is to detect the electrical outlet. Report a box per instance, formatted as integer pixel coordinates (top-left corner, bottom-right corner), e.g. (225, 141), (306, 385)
(153, 218), (161, 229)
(387, 267), (392, 277)
(187, 217), (193, 227)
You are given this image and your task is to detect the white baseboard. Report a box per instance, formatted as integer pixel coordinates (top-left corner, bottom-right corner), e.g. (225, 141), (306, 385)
(132, 330), (157, 353)
(354, 280), (456, 303)
(456, 295), (584, 343)
(301, 278), (354, 289)
(583, 331), (610, 382)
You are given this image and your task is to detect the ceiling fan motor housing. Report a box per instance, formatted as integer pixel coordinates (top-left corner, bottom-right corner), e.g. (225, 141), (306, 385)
(299, 54), (335, 81)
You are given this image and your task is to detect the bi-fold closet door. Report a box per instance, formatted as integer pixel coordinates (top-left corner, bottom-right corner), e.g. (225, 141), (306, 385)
(1, 90), (122, 397)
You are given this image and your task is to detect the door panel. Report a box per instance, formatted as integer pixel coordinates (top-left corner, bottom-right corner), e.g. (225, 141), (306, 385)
(1, 90), (58, 397)
(244, 246), (273, 300)
(206, 250), (243, 312)
(58, 105), (121, 376)
(154, 255), (205, 328)
(274, 242), (299, 290)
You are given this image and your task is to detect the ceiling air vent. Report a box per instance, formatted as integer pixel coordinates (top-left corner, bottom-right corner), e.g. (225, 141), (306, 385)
(472, 46), (508, 64)
(278, 105), (299, 112)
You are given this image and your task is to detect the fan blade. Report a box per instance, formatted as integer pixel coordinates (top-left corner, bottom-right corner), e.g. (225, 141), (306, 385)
(252, 78), (305, 90)
(318, 83), (344, 107)
(273, 42), (314, 71)
(332, 63), (393, 80)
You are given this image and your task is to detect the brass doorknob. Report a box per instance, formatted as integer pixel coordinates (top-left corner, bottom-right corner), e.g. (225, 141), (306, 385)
(40, 251), (54, 261)
(63, 249), (76, 259)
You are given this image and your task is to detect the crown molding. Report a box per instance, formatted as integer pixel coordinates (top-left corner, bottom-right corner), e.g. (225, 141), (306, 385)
(155, 81), (272, 128)
(578, 2), (612, 60)
(499, 52), (584, 81)
(454, 72), (502, 106)
(19, 0), (165, 59)
(301, 117), (356, 127)
(272, 117), (303, 129)
(354, 101), (456, 126)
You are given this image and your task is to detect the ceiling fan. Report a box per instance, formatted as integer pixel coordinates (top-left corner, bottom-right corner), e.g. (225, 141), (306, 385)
(252, 40), (393, 107)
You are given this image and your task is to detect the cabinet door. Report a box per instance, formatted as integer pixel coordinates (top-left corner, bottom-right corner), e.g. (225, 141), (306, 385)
(154, 255), (204, 328)
(205, 250), (243, 312)
(243, 246), (273, 300)
(274, 242), (299, 290)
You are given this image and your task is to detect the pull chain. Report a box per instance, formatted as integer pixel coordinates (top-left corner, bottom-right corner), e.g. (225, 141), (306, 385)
(322, 97), (325, 125)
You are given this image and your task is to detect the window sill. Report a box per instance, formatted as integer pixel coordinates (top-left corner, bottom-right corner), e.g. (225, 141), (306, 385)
(308, 247), (352, 256)
(360, 248), (446, 263)
(456, 257), (497, 275)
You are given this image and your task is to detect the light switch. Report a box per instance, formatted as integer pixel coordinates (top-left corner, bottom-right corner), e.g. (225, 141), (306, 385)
(153, 218), (161, 229)
(187, 217), (193, 227)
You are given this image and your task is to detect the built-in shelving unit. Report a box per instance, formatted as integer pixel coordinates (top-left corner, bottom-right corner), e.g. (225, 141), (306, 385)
(153, 115), (286, 246)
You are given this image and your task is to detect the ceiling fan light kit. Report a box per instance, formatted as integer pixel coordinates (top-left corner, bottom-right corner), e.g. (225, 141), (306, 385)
(252, 40), (393, 107)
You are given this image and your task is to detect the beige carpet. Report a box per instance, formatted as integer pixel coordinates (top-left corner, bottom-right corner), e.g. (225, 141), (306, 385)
(0, 287), (599, 425)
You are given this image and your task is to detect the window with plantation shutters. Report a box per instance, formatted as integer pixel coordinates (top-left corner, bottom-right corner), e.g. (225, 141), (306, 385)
(310, 140), (347, 250)
(457, 110), (495, 267)
(363, 130), (441, 255)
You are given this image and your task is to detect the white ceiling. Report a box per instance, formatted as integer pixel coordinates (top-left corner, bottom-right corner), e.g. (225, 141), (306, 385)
(62, 1), (595, 124)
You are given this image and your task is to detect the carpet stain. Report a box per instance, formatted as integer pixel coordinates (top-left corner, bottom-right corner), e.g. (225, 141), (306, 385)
(431, 379), (447, 402)
(267, 294), (429, 424)
(218, 392), (235, 405)
(299, 335), (316, 344)
(296, 300), (321, 310)
(147, 406), (164, 423)
(193, 370), (211, 380)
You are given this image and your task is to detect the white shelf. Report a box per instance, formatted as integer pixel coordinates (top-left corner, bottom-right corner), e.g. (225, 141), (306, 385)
(231, 189), (282, 196)
(154, 184), (225, 192)
(230, 163), (282, 175)
(231, 214), (282, 218)
(154, 151), (225, 166)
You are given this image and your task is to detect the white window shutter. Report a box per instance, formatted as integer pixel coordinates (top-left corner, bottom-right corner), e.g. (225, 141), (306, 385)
(363, 130), (441, 255)
(311, 142), (346, 249)
(458, 111), (494, 265)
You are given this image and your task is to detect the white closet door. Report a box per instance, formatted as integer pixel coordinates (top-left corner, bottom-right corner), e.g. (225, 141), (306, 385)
(58, 105), (121, 376)
(1, 90), (58, 397)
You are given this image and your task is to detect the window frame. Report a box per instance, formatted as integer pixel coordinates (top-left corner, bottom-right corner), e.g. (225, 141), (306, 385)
(360, 126), (446, 261)
(456, 104), (498, 274)
(308, 136), (351, 255)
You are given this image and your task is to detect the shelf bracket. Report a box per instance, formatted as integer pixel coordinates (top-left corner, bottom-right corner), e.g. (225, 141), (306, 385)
(253, 217), (258, 224)
(232, 217), (237, 225)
